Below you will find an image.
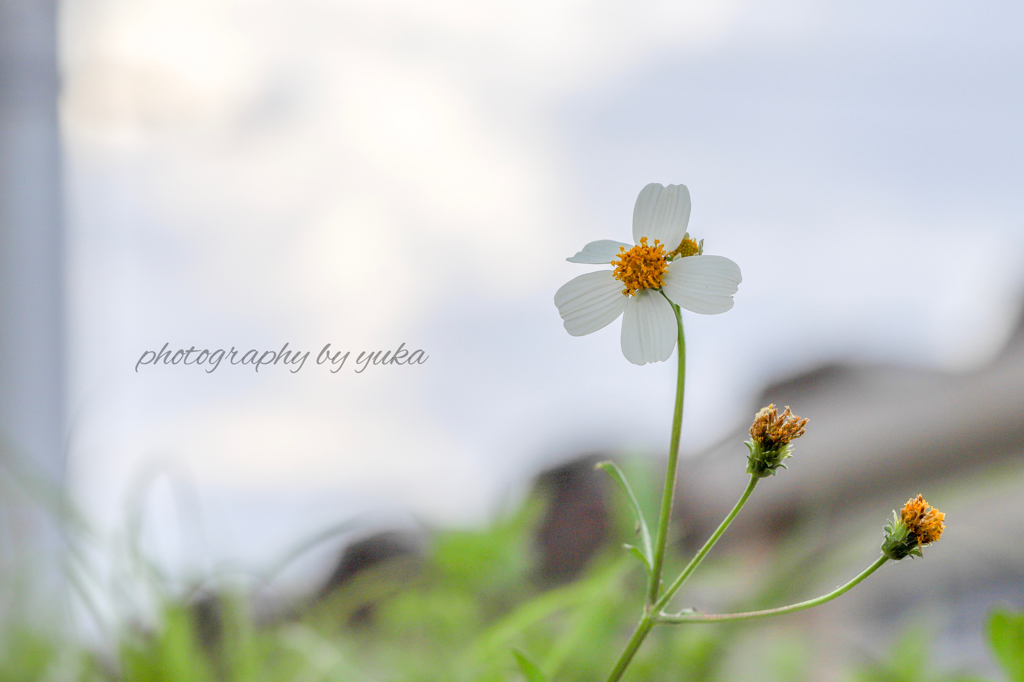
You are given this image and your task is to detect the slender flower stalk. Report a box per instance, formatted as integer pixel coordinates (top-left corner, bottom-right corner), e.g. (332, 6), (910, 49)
(655, 475), (759, 612)
(604, 617), (656, 682)
(658, 555), (889, 624)
(647, 301), (686, 605)
(606, 475), (761, 682)
(606, 302), (685, 682)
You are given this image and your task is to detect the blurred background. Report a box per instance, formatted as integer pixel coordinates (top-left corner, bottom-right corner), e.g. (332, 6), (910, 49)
(2, 0), (1024, 679)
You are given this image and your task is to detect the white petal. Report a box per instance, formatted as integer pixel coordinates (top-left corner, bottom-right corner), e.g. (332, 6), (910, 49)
(662, 255), (742, 314)
(566, 239), (633, 264)
(554, 270), (628, 336)
(631, 183), (691, 252)
(620, 290), (677, 365)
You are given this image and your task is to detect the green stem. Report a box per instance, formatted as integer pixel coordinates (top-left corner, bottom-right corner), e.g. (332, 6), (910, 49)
(655, 475), (759, 613)
(604, 616), (655, 682)
(647, 302), (685, 605)
(658, 555), (889, 624)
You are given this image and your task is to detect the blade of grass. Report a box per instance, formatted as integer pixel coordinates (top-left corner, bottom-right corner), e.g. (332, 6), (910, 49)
(596, 461), (653, 571)
(512, 649), (549, 682)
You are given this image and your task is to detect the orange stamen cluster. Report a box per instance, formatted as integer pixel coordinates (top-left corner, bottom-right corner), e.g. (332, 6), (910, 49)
(900, 495), (945, 546)
(671, 237), (700, 258)
(750, 404), (808, 450)
(611, 238), (668, 296)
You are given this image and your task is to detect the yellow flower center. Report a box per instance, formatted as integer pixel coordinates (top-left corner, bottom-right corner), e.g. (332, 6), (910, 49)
(749, 404), (808, 449)
(900, 494), (945, 546)
(612, 238), (668, 296)
(671, 237), (700, 258)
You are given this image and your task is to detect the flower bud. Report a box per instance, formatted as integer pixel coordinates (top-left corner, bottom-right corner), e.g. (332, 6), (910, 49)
(881, 494), (945, 560)
(744, 404), (808, 478)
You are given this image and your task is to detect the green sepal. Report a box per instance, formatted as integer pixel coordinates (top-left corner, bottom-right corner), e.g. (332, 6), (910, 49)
(745, 441), (793, 478)
(881, 510), (922, 560)
(596, 461), (653, 572)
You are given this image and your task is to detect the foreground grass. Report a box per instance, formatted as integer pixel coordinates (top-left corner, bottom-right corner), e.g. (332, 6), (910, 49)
(2, 474), (1022, 682)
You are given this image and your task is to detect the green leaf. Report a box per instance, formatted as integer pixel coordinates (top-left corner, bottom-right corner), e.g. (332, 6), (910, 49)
(625, 544), (652, 572)
(596, 461), (653, 571)
(512, 649), (549, 682)
(987, 610), (1024, 682)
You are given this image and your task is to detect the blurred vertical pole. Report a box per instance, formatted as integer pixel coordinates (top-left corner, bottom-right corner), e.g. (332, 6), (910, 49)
(0, 0), (66, 617)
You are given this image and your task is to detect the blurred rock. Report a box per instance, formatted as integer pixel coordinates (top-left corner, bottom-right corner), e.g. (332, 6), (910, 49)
(679, 305), (1024, 545)
(534, 455), (610, 584)
(317, 531), (422, 625)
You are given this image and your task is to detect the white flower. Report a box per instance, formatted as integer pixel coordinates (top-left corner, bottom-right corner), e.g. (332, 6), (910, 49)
(554, 183), (742, 365)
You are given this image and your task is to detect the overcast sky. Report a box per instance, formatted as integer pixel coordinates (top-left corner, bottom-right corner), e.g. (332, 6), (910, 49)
(59, 0), (1024, 579)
